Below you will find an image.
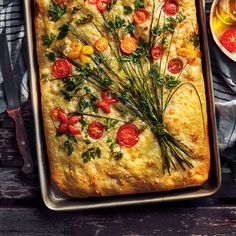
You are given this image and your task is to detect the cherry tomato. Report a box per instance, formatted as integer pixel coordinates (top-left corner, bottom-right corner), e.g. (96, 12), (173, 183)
(117, 124), (139, 148)
(101, 91), (118, 104)
(120, 36), (138, 54)
(52, 58), (72, 79)
(94, 37), (109, 52)
(167, 58), (184, 74)
(68, 115), (82, 125)
(57, 122), (68, 134)
(220, 29), (236, 53)
(68, 125), (81, 135)
(96, 101), (111, 114)
(50, 107), (61, 121)
(54, 0), (64, 4)
(151, 45), (165, 59)
(133, 8), (149, 25)
(88, 0), (97, 4)
(163, 0), (179, 16)
(58, 111), (69, 123)
(87, 122), (105, 140)
(96, 0), (111, 12)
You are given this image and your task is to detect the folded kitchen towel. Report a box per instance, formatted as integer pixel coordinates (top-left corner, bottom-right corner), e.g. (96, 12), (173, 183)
(0, 0), (28, 113)
(0, 0), (236, 163)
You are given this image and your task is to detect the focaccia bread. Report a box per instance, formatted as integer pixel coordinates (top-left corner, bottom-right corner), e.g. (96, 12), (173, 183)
(34, 0), (211, 198)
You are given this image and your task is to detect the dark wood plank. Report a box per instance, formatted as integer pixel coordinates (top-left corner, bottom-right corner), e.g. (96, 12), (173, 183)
(0, 206), (236, 235)
(0, 168), (39, 199)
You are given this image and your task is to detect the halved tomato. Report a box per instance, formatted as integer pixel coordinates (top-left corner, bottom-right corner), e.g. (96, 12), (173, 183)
(117, 123), (139, 148)
(52, 58), (72, 79)
(151, 45), (165, 60)
(167, 57), (184, 74)
(68, 125), (81, 135)
(101, 91), (118, 105)
(220, 28), (236, 53)
(88, 0), (97, 4)
(50, 107), (62, 121)
(120, 36), (138, 54)
(87, 122), (105, 140)
(96, 101), (111, 114)
(58, 111), (69, 123)
(94, 37), (109, 52)
(163, 0), (179, 16)
(96, 0), (111, 12)
(133, 8), (149, 25)
(54, 0), (64, 5)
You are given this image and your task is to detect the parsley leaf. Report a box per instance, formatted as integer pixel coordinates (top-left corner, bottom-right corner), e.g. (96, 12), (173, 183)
(124, 5), (133, 15)
(49, 1), (66, 22)
(57, 22), (71, 40)
(82, 147), (101, 163)
(153, 25), (162, 37)
(165, 75), (180, 89)
(149, 64), (164, 86)
(114, 16), (126, 28)
(104, 118), (119, 130)
(45, 52), (56, 62)
(125, 22), (136, 34)
(78, 97), (89, 112)
(42, 34), (55, 48)
(64, 140), (73, 156)
(176, 12), (186, 23)
(134, 0), (145, 9)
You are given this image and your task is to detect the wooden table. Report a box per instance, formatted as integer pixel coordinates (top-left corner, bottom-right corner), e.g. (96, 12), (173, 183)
(0, 103), (236, 235)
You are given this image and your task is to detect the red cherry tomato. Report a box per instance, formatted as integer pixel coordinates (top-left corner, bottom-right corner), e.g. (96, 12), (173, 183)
(101, 91), (118, 105)
(120, 36), (138, 54)
(87, 122), (105, 140)
(220, 29), (236, 53)
(151, 45), (165, 60)
(133, 8), (149, 25)
(57, 122), (68, 134)
(68, 115), (82, 125)
(96, 101), (111, 114)
(54, 0), (64, 4)
(117, 124), (139, 148)
(88, 0), (97, 4)
(50, 107), (61, 121)
(58, 111), (69, 123)
(96, 0), (111, 12)
(163, 0), (179, 16)
(167, 58), (184, 74)
(52, 58), (72, 79)
(68, 125), (81, 135)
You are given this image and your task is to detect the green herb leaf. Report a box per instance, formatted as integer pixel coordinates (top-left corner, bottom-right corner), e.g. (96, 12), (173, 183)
(78, 97), (89, 112)
(57, 22), (71, 40)
(114, 16), (126, 28)
(101, 77), (113, 86)
(187, 33), (200, 48)
(106, 137), (113, 143)
(125, 22), (136, 34)
(104, 118), (119, 130)
(76, 13), (93, 25)
(153, 25), (162, 37)
(64, 140), (73, 156)
(109, 142), (117, 152)
(72, 5), (81, 14)
(124, 5), (133, 15)
(80, 119), (88, 131)
(45, 52), (56, 62)
(176, 12), (186, 23)
(149, 64), (164, 86)
(165, 75), (180, 89)
(42, 34), (55, 48)
(111, 151), (123, 160)
(164, 17), (176, 34)
(134, 0), (145, 9)
(82, 147), (101, 163)
(49, 1), (66, 22)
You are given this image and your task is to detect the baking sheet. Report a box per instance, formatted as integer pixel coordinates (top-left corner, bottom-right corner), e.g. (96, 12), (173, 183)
(23, 0), (221, 211)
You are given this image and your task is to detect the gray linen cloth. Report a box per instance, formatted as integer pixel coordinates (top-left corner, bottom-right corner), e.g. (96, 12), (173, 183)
(0, 0), (235, 162)
(0, 0), (28, 113)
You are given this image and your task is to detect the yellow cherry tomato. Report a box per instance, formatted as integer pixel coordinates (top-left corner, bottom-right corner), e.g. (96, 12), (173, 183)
(80, 54), (92, 64)
(94, 37), (108, 52)
(82, 45), (94, 55)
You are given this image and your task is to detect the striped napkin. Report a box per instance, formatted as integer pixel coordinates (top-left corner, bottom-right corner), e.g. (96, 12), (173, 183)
(0, 0), (28, 113)
(0, 0), (235, 163)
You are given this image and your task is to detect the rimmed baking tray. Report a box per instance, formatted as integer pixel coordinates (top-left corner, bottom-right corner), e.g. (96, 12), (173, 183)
(23, 0), (221, 211)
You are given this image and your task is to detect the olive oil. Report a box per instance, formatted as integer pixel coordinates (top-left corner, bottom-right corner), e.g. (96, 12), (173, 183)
(215, 0), (236, 25)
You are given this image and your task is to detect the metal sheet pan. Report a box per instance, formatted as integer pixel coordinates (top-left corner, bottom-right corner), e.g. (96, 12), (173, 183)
(23, 0), (221, 211)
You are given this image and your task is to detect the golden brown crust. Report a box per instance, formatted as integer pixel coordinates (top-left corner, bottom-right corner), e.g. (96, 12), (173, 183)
(34, 0), (211, 198)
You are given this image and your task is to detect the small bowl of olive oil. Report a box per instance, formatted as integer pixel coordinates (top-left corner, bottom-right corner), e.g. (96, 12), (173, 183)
(210, 0), (236, 61)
